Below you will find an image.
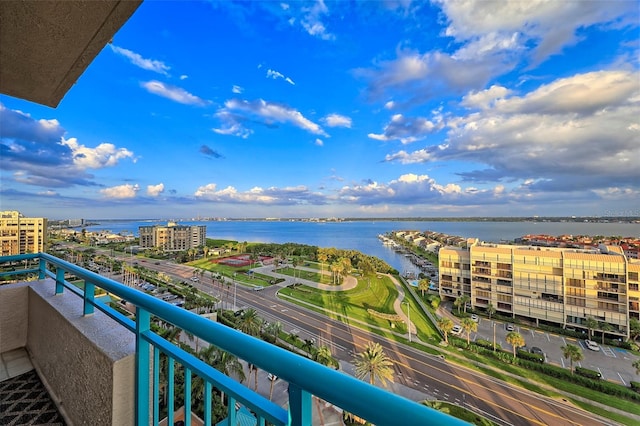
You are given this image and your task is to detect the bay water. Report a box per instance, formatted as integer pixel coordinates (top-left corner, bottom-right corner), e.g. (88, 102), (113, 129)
(84, 219), (639, 275)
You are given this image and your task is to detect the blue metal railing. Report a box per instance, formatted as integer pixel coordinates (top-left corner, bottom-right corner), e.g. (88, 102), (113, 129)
(0, 253), (466, 425)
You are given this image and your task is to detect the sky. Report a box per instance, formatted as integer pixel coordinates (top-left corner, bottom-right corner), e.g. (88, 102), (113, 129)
(1, 0), (639, 220)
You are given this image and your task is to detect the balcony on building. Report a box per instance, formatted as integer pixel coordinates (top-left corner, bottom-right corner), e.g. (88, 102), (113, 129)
(0, 253), (465, 425)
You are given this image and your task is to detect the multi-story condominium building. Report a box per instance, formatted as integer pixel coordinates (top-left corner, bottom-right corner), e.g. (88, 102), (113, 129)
(0, 211), (48, 256)
(139, 222), (206, 251)
(439, 241), (640, 339)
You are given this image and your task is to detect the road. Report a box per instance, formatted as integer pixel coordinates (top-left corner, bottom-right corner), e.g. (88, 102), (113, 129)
(81, 250), (625, 425)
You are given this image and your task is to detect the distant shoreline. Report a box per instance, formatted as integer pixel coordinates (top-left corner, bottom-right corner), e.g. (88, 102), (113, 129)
(81, 216), (640, 224)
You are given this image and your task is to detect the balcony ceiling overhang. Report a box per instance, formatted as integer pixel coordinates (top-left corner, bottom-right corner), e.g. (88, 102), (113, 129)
(0, 0), (142, 108)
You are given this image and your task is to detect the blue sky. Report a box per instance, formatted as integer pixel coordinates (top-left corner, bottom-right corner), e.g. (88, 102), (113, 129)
(1, 0), (639, 220)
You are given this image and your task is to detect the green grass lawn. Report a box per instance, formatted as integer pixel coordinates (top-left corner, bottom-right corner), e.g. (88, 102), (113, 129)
(278, 274), (441, 341)
(277, 266), (333, 284)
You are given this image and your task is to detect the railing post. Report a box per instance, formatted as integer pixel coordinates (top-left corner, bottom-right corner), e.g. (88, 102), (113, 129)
(38, 257), (46, 280)
(55, 267), (65, 295)
(83, 281), (95, 315)
(287, 383), (312, 426)
(136, 307), (151, 426)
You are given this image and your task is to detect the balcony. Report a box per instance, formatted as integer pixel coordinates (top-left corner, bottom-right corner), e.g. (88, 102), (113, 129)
(0, 253), (463, 425)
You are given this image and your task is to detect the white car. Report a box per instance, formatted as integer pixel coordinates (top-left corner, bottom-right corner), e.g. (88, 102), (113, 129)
(471, 314), (479, 323)
(506, 323), (515, 332)
(585, 340), (601, 351)
(267, 373), (278, 381)
(451, 325), (463, 335)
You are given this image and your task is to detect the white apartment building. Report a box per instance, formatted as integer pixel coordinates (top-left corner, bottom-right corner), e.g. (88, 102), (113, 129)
(139, 222), (206, 251)
(0, 211), (48, 256)
(439, 241), (640, 339)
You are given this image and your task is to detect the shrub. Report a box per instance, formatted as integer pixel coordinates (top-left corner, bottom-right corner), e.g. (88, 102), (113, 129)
(630, 381), (640, 392)
(575, 366), (601, 380)
(517, 349), (544, 363)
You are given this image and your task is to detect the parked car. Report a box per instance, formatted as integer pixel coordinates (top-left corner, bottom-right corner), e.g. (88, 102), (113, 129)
(585, 340), (601, 351)
(470, 314), (479, 323)
(506, 323), (515, 331)
(451, 325), (463, 335)
(267, 373), (278, 381)
(530, 347), (544, 355)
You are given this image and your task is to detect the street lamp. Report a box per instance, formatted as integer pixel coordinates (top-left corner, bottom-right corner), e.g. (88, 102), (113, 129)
(493, 321), (496, 352)
(404, 301), (412, 343)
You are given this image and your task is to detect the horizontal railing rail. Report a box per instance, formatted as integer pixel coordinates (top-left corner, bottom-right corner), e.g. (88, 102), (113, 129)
(0, 253), (466, 426)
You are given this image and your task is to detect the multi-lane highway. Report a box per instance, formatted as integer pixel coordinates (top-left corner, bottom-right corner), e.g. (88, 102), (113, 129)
(94, 253), (626, 425)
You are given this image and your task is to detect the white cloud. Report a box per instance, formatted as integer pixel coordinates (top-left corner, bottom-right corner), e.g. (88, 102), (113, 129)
(315, 138), (324, 146)
(60, 137), (135, 169)
(300, 0), (335, 40)
(368, 114), (440, 144)
(195, 183), (318, 205)
(232, 85), (244, 94)
(323, 113), (352, 128)
(267, 69), (296, 85)
(109, 45), (170, 75)
(220, 98), (327, 136)
(100, 184), (139, 199)
(180, 75), (188, 80)
(141, 81), (208, 106)
(147, 183), (165, 197)
(437, 0), (637, 64)
(386, 69), (640, 192)
(461, 85), (512, 110)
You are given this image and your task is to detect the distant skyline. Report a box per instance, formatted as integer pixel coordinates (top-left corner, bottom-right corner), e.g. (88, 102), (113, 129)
(1, 1), (639, 220)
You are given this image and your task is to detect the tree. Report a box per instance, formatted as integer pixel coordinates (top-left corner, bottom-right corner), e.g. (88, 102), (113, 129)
(198, 345), (245, 403)
(561, 344), (583, 374)
(237, 308), (262, 337)
(291, 256), (300, 281)
(585, 316), (598, 339)
(633, 359), (640, 376)
(312, 345), (339, 426)
(354, 342), (394, 387)
(629, 318), (640, 342)
(418, 278), (430, 297)
(263, 321), (283, 344)
(313, 345), (339, 370)
(461, 295), (471, 313)
(461, 318), (477, 345)
(599, 322), (613, 345)
(506, 331), (525, 358)
(436, 317), (454, 344)
(486, 302), (496, 319)
(317, 248), (329, 277)
(454, 295), (470, 314)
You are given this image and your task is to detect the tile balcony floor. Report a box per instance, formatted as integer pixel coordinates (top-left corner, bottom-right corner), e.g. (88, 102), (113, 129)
(0, 348), (66, 425)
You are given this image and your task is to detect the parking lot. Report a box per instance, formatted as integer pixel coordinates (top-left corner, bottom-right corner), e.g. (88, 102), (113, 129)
(469, 318), (639, 386)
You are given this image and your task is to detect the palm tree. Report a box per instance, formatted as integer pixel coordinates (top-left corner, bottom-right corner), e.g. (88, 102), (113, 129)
(454, 295), (470, 314)
(629, 318), (640, 342)
(312, 345), (339, 426)
(263, 321), (283, 343)
(561, 343), (583, 374)
(291, 257), (300, 281)
(486, 302), (496, 319)
(354, 342), (394, 387)
(317, 248), (329, 277)
(198, 345), (245, 403)
(461, 318), (477, 345)
(599, 322), (613, 345)
(423, 400), (450, 414)
(632, 359), (640, 376)
(313, 345), (339, 369)
(237, 308), (262, 337)
(436, 317), (454, 344)
(418, 278), (430, 297)
(585, 316), (598, 339)
(506, 331), (525, 358)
